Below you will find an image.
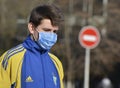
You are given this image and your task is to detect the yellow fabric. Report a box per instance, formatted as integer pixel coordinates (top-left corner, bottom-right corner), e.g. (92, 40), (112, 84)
(0, 50), (64, 88)
(0, 52), (11, 88)
(15, 55), (23, 88)
(0, 49), (26, 88)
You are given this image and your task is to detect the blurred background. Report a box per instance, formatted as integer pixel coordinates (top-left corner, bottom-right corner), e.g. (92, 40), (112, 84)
(0, 0), (120, 88)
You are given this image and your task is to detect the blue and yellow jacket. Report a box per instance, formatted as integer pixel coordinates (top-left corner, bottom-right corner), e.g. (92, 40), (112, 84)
(0, 36), (64, 88)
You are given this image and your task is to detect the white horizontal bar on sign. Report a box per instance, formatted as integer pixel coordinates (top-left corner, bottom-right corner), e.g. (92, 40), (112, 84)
(83, 35), (97, 42)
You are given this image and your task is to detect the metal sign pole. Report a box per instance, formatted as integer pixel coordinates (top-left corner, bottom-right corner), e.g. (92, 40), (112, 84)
(84, 48), (90, 88)
(79, 25), (100, 88)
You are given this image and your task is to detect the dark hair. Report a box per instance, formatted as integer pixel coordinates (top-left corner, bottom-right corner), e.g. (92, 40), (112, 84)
(29, 4), (64, 27)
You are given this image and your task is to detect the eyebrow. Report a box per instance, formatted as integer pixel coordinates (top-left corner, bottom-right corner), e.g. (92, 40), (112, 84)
(42, 28), (52, 31)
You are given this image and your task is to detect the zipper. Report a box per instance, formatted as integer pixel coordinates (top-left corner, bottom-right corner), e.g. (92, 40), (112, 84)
(40, 53), (46, 88)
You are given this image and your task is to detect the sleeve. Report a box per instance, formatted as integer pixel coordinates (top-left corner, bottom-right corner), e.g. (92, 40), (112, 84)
(0, 52), (11, 88)
(49, 53), (64, 88)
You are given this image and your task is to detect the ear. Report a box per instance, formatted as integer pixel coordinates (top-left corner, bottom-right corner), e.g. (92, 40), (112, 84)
(28, 23), (35, 34)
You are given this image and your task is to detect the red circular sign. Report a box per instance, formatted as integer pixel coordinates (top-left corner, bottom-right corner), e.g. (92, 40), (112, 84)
(79, 26), (100, 49)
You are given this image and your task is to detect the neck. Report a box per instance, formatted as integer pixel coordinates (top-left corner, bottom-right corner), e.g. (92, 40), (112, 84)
(31, 34), (37, 41)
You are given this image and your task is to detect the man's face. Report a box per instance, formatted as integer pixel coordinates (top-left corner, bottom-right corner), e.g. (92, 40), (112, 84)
(28, 19), (59, 41)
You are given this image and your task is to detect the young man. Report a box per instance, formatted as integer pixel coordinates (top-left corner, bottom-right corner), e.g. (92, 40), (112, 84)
(0, 4), (64, 88)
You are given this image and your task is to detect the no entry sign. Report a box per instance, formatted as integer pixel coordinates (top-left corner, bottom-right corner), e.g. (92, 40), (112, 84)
(78, 26), (101, 88)
(79, 26), (100, 49)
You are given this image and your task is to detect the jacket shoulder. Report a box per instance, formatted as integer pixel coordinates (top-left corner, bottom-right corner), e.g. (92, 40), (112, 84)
(1, 44), (26, 70)
(48, 53), (64, 79)
(48, 53), (62, 65)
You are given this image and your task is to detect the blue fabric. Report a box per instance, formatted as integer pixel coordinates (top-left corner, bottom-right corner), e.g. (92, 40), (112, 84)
(21, 36), (60, 88)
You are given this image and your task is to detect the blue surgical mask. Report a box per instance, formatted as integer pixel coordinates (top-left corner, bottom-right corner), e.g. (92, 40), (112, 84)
(37, 32), (57, 50)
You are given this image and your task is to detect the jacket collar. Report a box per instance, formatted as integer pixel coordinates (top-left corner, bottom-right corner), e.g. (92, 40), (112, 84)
(22, 35), (48, 53)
